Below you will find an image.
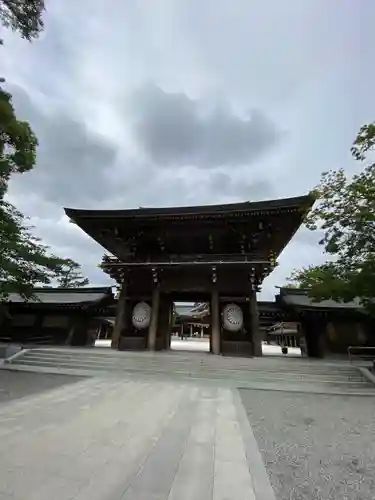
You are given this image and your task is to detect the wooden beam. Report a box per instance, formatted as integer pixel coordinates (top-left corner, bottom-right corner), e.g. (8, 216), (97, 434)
(147, 288), (160, 351)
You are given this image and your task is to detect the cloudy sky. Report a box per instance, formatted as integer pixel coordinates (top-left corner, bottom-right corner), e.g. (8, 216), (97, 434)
(2, 0), (375, 300)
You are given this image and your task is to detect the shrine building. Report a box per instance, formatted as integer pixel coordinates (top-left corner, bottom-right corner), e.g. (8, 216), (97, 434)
(64, 195), (314, 357)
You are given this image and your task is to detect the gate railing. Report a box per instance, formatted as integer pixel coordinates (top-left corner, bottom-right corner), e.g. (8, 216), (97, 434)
(348, 346), (375, 368)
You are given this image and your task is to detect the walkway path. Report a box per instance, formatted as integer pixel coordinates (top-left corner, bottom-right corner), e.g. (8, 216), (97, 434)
(171, 336), (210, 352)
(0, 376), (274, 500)
(1, 348), (374, 499)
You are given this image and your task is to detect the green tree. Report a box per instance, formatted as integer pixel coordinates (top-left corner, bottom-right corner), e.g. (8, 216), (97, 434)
(0, 0), (45, 42)
(0, 84), (38, 196)
(288, 123), (375, 312)
(287, 263), (354, 299)
(55, 259), (89, 288)
(0, 0), (44, 192)
(1, 0), (45, 190)
(0, 202), (74, 298)
(0, 1), (87, 299)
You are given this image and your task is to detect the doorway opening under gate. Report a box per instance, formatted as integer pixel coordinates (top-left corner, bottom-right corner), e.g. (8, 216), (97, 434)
(171, 301), (210, 353)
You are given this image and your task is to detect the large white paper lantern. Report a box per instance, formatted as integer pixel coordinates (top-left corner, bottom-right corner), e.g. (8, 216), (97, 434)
(132, 302), (152, 329)
(223, 303), (243, 332)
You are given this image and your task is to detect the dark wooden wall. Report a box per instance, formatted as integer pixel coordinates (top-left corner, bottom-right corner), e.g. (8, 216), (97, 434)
(0, 308), (100, 347)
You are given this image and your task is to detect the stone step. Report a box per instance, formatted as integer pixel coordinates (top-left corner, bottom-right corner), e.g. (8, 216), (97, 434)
(13, 353), (362, 379)
(7, 348), (374, 396)
(17, 349), (360, 373)
(3, 363), (375, 396)
(21, 347), (358, 368)
(8, 359), (370, 386)
(11, 358), (368, 385)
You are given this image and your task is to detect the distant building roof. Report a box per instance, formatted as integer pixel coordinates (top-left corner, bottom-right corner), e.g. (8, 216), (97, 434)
(175, 304), (195, 316)
(279, 287), (362, 310)
(189, 303), (209, 314)
(267, 321), (298, 335)
(175, 303), (209, 319)
(6, 287), (113, 306)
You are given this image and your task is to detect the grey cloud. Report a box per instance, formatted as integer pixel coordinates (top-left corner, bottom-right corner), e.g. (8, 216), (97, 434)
(7, 84), (119, 207)
(129, 85), (280, 169)
(208, 172), (274, 200)
(26, 213), (115, 287)
(108, 166), (275, 209)
(6, 82), (279, 231)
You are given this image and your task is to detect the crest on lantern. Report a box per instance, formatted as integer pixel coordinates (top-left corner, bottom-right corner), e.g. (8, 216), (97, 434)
(132, 302), (152, 329)
(223, 303), (243, 332)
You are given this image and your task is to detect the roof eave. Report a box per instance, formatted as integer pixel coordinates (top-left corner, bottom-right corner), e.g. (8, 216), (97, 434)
(64, 193), (315, 222)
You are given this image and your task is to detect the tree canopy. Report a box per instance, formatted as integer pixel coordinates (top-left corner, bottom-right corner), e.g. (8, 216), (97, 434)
(55, 259), (89, 288)
(0, 0), (90, 299)
(0, 85), (38, 196)
(288, 123), (375, 313)
(0, 202), (71, 298)
(0, 0), (45, 42)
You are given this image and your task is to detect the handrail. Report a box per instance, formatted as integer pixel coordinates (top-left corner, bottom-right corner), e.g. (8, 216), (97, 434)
(348, 345), (375, 364)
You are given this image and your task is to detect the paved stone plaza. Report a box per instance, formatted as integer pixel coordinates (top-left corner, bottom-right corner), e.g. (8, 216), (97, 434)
(0, 348), (374, 500)
(0, 371), (84, 405)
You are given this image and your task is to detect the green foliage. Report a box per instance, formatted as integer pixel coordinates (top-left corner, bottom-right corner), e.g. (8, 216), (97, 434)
(304, 166), (375, 266)
(0, 0), (45, 42)
(0, 202), (74, 298)
(0, 84), (38, 196)
(289, 122), (375, 313)
(55, 260), (89, 288)
(0, 0), (43, 194)
(288, 264), (353, 301)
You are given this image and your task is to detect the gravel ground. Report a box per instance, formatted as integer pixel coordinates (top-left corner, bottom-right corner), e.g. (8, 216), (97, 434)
(240, 389), (375, 500)
(0, 370), (85, 405)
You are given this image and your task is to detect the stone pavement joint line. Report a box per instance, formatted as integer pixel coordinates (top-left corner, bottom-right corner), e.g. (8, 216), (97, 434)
(0, 378), (276, 500)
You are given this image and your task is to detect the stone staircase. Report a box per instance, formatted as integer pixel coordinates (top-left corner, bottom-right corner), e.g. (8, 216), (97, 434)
(3, 346), (375, 395)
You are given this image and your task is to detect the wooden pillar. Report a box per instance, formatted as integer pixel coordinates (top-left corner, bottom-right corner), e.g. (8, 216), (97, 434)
(111, 283), (126, 349)
(211, 288), (221, 355)
(65, 322), (75, 346)
(250, 290), (262, 357)
(148, 287), (160, 351)
(156, 294), (171, 350)
(318, 322), (328, 358)
(67, 315), (90, 346)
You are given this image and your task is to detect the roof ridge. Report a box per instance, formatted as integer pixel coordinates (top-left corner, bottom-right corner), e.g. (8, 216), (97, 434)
(22, 287), (113, 294)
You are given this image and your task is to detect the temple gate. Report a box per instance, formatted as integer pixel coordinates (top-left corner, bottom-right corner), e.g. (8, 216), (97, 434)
(65, 195), (313, 356)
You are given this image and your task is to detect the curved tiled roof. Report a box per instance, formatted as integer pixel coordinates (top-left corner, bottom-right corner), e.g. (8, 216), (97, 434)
(6, 287), (113, 305)
(65, 194), (314, 221)
(278, 287), (362, 310)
